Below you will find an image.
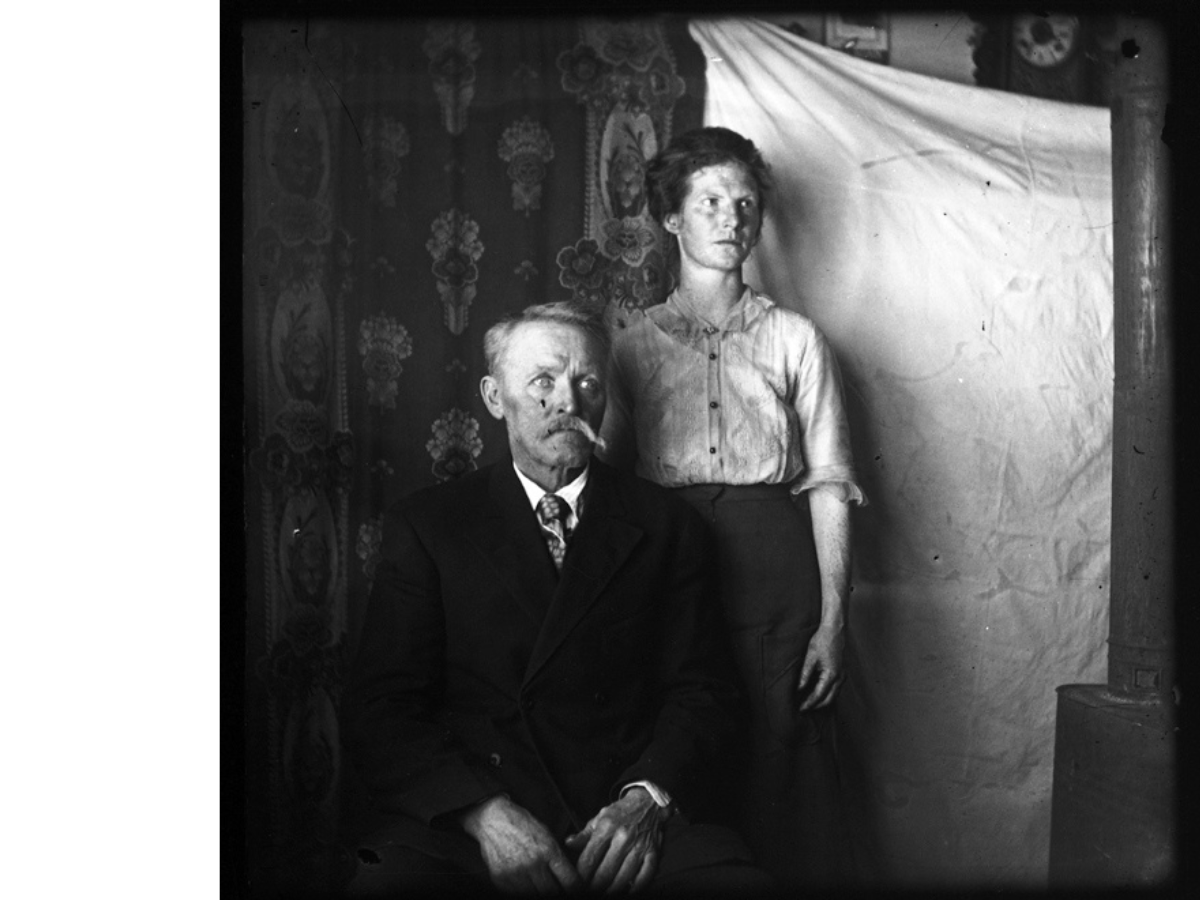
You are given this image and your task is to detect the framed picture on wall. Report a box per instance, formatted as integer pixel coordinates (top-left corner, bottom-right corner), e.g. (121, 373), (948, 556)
(824, 12), (889, 64)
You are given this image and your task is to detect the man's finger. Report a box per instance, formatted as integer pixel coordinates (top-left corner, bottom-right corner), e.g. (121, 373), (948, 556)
(630, 848), (657, 894)
(547, 851), (583, 892)
(527, 864), (558, 895)
(575, 827), (612, 882)
(607, 844), (647, 894)
(589, 830), (630, 892)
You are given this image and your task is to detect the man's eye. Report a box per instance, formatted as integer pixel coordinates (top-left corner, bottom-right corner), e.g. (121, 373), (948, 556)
(532, 375), (553, 389)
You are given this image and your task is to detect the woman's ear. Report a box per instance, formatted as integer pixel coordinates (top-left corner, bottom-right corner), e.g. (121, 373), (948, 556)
(663, 213), (681, 236)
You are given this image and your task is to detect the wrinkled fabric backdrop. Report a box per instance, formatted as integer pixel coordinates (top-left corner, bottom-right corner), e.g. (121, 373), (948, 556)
(242, 15), (1113, 893)
(692, 18), (1113, 888)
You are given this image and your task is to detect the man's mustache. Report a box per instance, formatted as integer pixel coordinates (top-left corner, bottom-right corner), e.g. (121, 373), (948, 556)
(547, 416), (608, 452)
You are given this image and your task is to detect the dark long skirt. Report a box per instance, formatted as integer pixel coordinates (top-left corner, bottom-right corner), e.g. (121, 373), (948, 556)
(675, 483), (854, 887)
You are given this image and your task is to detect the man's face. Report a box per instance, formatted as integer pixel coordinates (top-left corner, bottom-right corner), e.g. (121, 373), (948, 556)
(481, 321), (607, 489)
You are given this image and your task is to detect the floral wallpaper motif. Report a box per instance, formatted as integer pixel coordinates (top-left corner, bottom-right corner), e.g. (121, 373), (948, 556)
(275, 400), (332, 453)
(279, 493), (339, 607)
(558, 43), (612, 114)
(602, 216), (657, 267)
(603, 119), (653, 221)
(426, 209), (484, 335)
(256, 596), (346, 848)
(363, 114), (411, 207)
(262, 78), (334, 246)
(244, 18), (692, 894)
(557, 21), (684, 313)
(498, 117), (555, 215)
(250, 430), (354, 497)
(426, 408), (484, 481)
(424, 21), (481, 135)
(280, 328), (331, 405)
(355, 515), (384, 590)
(357, 313), (414, 409)
(557, 238), (608, 305)
(261, 231), (356, 409)
(556, 237), (667, 311)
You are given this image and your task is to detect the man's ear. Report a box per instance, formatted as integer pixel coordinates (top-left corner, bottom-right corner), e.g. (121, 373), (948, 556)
(480, 375), (505, 421)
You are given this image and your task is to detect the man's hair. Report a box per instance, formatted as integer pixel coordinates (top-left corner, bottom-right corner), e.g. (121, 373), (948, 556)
(645, 126), (772, 226)
(483, 301), (612, 377)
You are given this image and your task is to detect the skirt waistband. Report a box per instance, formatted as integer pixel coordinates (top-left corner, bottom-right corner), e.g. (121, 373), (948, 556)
(673, 483), (794, 503)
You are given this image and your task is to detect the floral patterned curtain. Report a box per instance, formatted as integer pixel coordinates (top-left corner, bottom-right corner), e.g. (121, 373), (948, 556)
(242, 16), (701, 893)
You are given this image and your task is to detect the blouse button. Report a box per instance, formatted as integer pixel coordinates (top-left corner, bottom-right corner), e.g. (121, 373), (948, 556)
(708, 353), (717, 360)
(709, 447), (717, 454)
(709, 401), (718, 409)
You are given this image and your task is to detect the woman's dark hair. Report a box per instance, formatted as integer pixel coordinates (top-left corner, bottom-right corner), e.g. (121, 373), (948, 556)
(645, 126), (772, 226)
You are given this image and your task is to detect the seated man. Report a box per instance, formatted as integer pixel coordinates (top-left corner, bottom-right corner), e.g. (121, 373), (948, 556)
(343, 302), (773, 894)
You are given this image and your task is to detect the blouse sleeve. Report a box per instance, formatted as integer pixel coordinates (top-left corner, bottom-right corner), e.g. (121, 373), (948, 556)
(788, 323), (868, 505)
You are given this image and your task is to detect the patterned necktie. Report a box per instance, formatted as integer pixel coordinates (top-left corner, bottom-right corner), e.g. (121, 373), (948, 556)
(536, 494), (571, 571)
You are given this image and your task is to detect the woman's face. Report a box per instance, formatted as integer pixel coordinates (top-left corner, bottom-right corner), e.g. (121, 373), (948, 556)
(664, 162), (762, 276)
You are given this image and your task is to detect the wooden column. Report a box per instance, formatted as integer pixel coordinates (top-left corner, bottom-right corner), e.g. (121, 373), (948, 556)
(1048, 16), (1175, 887)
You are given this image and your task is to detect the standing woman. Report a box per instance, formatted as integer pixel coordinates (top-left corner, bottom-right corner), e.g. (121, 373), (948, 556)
(600, 127), (866, 885)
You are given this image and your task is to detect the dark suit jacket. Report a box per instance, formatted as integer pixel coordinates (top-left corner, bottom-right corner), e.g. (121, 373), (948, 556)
(343, 458), (739, 851)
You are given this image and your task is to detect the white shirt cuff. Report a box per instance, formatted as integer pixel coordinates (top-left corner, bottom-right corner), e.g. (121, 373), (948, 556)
(621, 780), (673, 809)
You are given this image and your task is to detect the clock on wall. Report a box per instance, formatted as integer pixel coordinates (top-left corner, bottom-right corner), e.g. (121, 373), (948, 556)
(1011, 13), (1079, 69)
(969, 12), (1114, 106)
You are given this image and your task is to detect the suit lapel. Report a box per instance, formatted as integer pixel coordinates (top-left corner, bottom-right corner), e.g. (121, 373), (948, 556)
(524, 462), (644, 683)
(462, 462), (560, 627)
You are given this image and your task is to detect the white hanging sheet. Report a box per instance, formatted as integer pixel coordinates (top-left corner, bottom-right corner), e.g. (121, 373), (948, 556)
(690, 18), (1113, 887)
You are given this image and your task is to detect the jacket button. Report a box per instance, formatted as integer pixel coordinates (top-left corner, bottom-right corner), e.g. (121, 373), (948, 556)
(521, 698), (536, 711)
(594, 692), (607, 705)
(488, 752), (502, 768)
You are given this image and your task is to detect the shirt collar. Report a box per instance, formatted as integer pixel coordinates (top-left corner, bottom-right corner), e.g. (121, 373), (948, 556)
(513, 461), (589, 518)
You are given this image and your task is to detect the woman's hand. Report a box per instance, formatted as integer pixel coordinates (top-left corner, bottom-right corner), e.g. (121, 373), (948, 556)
(796, 620), (845, 711)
